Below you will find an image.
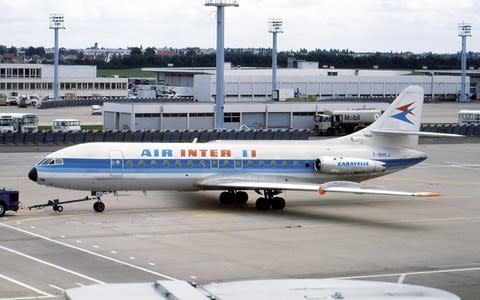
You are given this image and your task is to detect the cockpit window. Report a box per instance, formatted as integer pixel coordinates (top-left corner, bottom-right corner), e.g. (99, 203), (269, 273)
(38, 158), (64, 166)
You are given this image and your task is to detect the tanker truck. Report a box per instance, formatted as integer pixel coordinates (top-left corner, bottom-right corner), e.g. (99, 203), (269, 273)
(313, 109), (382, 136)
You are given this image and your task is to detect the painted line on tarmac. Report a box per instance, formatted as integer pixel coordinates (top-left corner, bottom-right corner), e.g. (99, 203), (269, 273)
(0, 245), (105, 285)
(0, 222), (178, 281)
(48, 284), (65, 292)
(331, 266), (480, 281)
(0, 272), (54, 298)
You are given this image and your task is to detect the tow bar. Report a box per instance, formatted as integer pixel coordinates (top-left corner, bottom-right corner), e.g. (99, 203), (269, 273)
(28, 196), (104, 213)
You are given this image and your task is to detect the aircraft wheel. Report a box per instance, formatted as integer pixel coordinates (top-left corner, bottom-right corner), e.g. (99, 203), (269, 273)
(93, 201), (105, 213)
(255, 197), (270, 210)
(219, 191), (234, 204)
(0, 203), (5, 217)
(56, 205), (64, 212)
(271, 197), (286, 210)
(235, 191), (248, 204)
(326, 127), (335, 136)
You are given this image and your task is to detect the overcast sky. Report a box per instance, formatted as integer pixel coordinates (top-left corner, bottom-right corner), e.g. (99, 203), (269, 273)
(1, 0), (479, 53)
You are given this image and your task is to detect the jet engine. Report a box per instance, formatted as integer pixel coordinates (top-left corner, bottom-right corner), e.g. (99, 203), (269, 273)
(314, 156), (386, 174)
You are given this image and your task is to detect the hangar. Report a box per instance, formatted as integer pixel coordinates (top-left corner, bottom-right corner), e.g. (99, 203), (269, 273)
(142, 63), (466, 102)
(104, 64), (464, 131)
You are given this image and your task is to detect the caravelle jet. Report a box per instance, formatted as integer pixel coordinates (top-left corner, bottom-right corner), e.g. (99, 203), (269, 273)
(28, 86), (460, 212)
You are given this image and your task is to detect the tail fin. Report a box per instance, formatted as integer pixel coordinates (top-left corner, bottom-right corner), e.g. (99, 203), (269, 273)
(369, 85), (424, 133)
(347, 85), (425, 148)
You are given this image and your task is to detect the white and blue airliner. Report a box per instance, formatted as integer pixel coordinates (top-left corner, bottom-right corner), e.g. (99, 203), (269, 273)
(28, 86), (460, 212)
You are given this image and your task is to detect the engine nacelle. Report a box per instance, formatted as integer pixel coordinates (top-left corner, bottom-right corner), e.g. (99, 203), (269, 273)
(314, 156), (386, 175)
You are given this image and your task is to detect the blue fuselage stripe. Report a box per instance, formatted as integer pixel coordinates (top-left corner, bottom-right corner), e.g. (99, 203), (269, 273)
(37, 157), (426, 174)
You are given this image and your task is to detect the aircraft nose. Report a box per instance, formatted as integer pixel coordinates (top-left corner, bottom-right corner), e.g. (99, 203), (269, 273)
(28, 167), (38, 182)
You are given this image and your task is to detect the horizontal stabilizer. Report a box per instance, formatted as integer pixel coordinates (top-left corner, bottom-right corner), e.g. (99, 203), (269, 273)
(371, 129), (464, 138)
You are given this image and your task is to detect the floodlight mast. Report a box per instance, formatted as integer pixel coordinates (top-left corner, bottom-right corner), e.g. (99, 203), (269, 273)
(458, 22), (471, 102)
(269, 18), (283, 100)
(49, 14), (65, 102)
(205, 0), (239, 129)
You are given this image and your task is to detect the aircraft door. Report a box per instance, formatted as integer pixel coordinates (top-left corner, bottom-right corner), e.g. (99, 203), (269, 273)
(109, 150), (124, 176)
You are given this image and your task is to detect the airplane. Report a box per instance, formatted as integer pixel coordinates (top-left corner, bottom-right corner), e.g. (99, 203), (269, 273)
(27, 86), (461, 212)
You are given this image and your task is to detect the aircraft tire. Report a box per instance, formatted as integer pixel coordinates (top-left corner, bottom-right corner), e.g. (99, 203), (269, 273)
(255, 197), (270, 210)
(56, 205), (64, 212)
(219, 191), (234, 204)
(0, 203), (5, 217)
(93, 201), (105, 213)
(235, 191), (248, 204)
(271, 197), (286, 210)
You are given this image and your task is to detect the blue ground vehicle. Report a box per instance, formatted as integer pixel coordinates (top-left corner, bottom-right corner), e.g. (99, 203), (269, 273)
(0, 188), (20, 217)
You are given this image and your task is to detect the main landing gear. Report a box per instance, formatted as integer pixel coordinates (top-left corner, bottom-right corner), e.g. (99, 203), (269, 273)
(218, 189), (286, 210)
(254, 189), (285, 210)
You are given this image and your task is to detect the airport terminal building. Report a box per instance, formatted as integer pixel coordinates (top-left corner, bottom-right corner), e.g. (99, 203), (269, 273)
(0, 63), (128, 99)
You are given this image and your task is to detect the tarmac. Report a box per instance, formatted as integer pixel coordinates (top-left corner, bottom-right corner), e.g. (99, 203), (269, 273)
(0, 142), (479, 299)
(1, 101), (480, 299)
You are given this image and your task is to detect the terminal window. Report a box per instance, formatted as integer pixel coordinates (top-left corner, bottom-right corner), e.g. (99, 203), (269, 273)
(224, 113), (240, 123)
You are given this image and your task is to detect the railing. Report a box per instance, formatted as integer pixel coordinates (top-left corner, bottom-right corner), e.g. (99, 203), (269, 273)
(0, 129), (311, 145)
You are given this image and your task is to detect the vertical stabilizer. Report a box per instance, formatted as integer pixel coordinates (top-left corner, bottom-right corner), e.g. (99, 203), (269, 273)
(346, 86), (425, 148)
(369, 85), (424, 132)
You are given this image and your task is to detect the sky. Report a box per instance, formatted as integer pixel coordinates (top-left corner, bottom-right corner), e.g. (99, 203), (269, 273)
(1, 0), (479, 53)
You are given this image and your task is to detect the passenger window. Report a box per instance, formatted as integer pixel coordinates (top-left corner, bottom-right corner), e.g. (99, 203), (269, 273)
(281, 161), (288, 168)
(162, 160), (170, 168)
(211, 160), (218, 168)
(235, 160), (242, 168)
(223, 160), (230, 167)
(187, 160), (194, 168)
(247, 160), (254, 168)
(270, 160), (276, 168)
(175, 160), (182, 168)
(150, 160), (157, 168)
(258, 160), (265, 168)
(199, 160), (206, 168)
(126, 160), (133, 168)
(138, 160), (145, 168)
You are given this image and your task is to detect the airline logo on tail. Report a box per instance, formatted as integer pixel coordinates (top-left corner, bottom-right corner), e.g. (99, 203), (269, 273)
(391, 101), (416, 125)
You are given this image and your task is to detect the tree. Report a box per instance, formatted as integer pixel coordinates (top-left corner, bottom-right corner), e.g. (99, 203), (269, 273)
(144, 47), (156, 56)
(130, 47), (142, 55)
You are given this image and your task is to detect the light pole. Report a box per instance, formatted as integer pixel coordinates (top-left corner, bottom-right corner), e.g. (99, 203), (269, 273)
(49, 14), (65, 101)
(269, 18), (283, 100)
(458, 22), (471, 102)
(205, 0), (239, 129)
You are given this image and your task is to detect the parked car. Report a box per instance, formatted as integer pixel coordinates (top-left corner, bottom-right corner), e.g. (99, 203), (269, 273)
(91, 105), (102, 115)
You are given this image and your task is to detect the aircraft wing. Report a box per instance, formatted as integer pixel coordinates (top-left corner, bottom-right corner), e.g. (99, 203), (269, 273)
(196, 174), (320, 192)
(196, 175), (440, 197)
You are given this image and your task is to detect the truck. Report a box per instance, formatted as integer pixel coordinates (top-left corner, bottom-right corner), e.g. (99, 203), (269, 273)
(0, 114), (15, 132)
(17, 95), (28, 108)
(0, 93), (7, 106)
(52, 119), (81, 132)
(0, 188), (20, 217)
(313, 109), (382, 136)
